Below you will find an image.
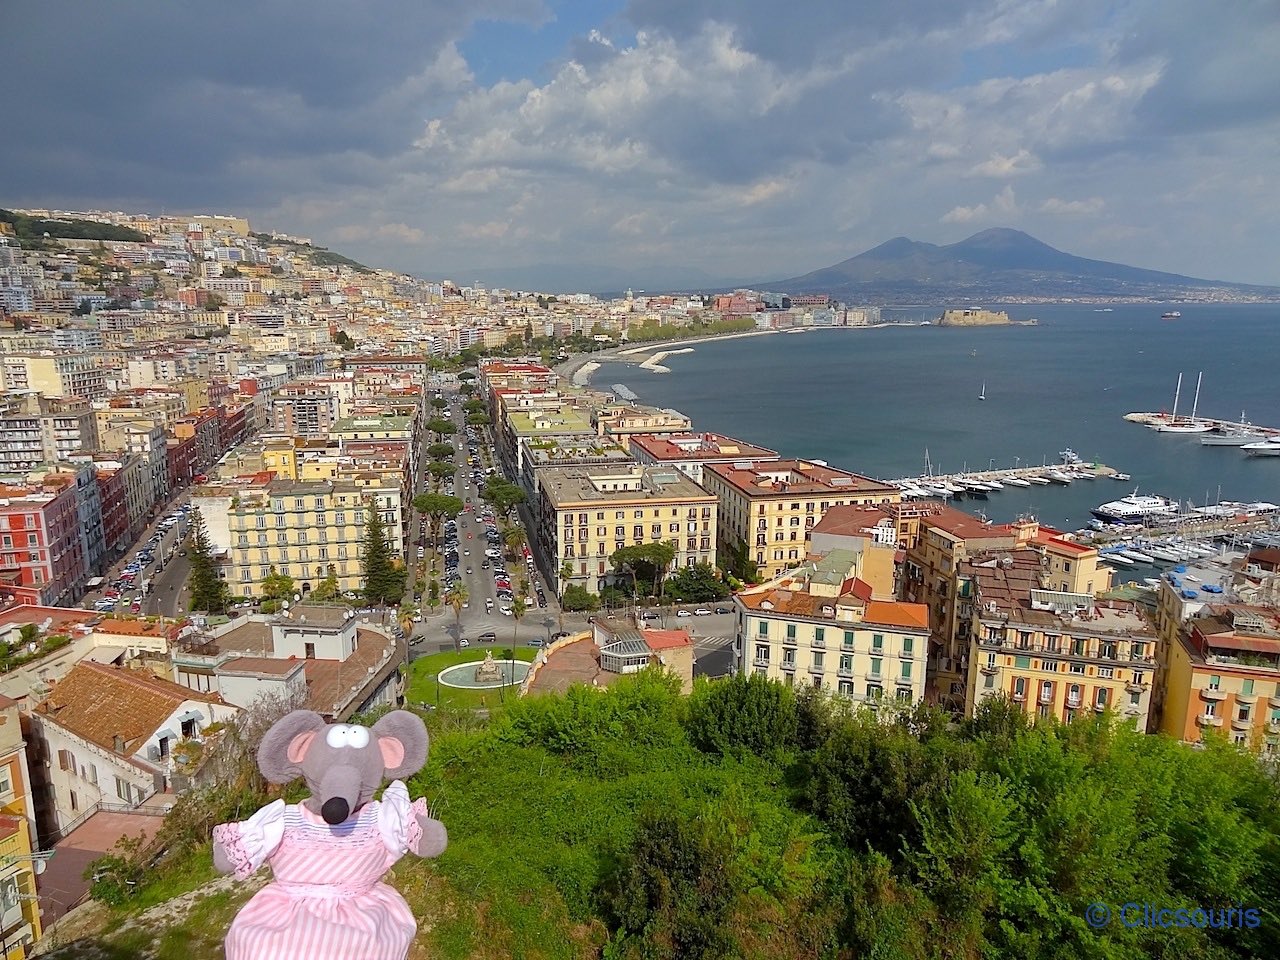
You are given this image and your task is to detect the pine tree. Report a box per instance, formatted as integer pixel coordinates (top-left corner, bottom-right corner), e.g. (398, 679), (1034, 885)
(186, 507), (228, 613)
(361, 501), (403, 606)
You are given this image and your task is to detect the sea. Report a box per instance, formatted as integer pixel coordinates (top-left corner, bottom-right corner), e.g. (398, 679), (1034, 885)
(588, 303), (1280, 533)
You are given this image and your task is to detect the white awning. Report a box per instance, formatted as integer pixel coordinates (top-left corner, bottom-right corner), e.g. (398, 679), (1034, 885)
(84, 646), (127, 664)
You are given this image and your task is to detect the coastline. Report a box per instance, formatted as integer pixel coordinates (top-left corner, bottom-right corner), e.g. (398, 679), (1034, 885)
(556, 323), (918, 386)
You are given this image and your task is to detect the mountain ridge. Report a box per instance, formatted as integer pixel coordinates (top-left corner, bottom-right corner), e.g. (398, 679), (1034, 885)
(766, 228), (1280, 303)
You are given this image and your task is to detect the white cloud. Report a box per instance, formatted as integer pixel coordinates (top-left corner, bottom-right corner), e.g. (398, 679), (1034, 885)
(942, 185), (1020, 223)
(970, 149), (1041, 177)
(1040, 196), (1105, 216)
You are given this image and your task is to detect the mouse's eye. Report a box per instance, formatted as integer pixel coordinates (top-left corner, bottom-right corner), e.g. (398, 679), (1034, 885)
(326, 725), (353, 748)
(347, 726), (370, 749)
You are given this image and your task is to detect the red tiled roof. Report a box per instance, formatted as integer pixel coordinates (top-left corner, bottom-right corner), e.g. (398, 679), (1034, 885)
(642, 629), (693, 651)
(863, 600), (930, 631)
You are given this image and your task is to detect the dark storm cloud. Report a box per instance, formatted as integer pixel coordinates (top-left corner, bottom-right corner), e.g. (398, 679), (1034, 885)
(0, 0), (543, 206)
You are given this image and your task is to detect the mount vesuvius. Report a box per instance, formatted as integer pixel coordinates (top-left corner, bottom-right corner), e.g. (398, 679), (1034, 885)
(766, 229), (1280, 303)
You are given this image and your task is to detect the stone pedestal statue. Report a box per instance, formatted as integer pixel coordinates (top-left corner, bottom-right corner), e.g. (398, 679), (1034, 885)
(474, 651), (501, 683)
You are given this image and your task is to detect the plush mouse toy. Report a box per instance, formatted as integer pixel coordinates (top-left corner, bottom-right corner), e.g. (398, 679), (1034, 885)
(212, 709), (447, 960)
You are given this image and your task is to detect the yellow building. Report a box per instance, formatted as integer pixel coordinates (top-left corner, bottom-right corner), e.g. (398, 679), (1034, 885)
(536, 464), (717, 596)
(194, 475), (405, 598)
(0, 695), (42, 956)
(593, 404), (693, 445)
(964, 550), (1155, 727)
(702, 459), (900, 581)
(1, 355), (106, 401)
(1159, 603), (1280, 755)
(735, 551), (930, 704)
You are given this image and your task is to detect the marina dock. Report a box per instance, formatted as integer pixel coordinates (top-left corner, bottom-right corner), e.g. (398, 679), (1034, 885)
(1124, 412), (1280, 437)
(890, 451), (1123, 499)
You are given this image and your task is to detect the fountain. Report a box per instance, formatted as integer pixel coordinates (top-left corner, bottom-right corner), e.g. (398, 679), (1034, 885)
(473, 651), (501, 683)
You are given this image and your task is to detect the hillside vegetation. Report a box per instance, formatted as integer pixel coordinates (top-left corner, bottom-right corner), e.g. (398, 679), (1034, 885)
(51, 673), (1280, 959)
(1, 208), (149, 247)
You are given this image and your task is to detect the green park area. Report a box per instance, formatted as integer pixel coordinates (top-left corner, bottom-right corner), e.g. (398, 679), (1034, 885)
(405, 646), (539, 710)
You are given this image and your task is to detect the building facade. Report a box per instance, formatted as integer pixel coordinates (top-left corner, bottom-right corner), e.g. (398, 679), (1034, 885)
(537, 464), (718, 596)
(702, 459), (900, 581)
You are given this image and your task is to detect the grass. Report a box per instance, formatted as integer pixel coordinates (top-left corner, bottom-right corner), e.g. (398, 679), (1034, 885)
(406, 647), (539, 711)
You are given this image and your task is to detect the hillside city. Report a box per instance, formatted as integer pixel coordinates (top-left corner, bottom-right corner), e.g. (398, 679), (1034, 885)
(0, 209), (1277, 957)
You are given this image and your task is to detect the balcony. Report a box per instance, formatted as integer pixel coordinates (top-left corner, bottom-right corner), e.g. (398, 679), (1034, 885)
(980, 665), (999, 676)
(780, 660), (796, 672)
(781, 635), (797, 647)
(1066, 695), (1082, 709)
(1231, 717), (1253, 732)
(753, 657), (770, 669)
(1012, 691), (1026, 703)
(1200, 687), (1227, 702)
(1270, 695), (1280, 710)
(1039, 690), (1054, 705)
(1196, 713), (1224, 728)
(837, 666), (855, 679)
(1125, 682), (1146, 695)
(1235, 692), (1258, 704)
(811, 638), (826, 650)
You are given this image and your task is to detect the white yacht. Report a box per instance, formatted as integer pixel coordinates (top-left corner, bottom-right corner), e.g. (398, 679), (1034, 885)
(1045, 469), (1073, 484)
(1026, 475), (1051, 485)
(1242, 439), (1280, 457)
(1202, 428), (1263, 446)
(1005, 477), (1032, 487)
(1153, 372), (1213, 433)
(1120, 549), (1156, 563)
(1091, 493), (1181, 524)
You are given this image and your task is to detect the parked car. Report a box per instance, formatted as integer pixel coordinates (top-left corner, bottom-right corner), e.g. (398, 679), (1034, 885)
(676, 609), (692, 618)
(694, 608), (713, 616)
(526, 638), (544, 647)
(714, 607), (731, 615)
(478, 631), (497, 643)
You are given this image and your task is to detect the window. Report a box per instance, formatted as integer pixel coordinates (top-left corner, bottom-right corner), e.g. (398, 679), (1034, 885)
(869, 657), (882, 678)
(1208, 675), (1221, 690)
(843, 630), (854, 650)
(754, 644), (769, 665)
(902, 636), (914, 657)
(986, 653), (997, 668)
(866, 683), (883, 700)
(304, 643), (316, 659)
(901, 661), (912, 680)
(1015, 655), (1031, 669)
(757, 621), (768, 637)
(115, 776), (132, 803)
(782, 649), (795, 667)
(814, 627), (825, 644)
(181, 718), (198, 738)
(1095, 688), (1108, 709)
(1238, 704), (1251, 722)
(812, 651), (825, 670)
(839, 654), (852, 672)
(1041, 680), (1053, 702)
(1243, 678), (1255, 696)
(785, 624), (796, 641)
(871, 633), (884, 652)
(0, 767), (11, 797)
(1013, 677), (1026, 700)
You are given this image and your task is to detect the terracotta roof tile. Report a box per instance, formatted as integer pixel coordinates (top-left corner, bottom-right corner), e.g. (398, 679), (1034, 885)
(863, 600), (930, 631)
(35, 661), (225, 755)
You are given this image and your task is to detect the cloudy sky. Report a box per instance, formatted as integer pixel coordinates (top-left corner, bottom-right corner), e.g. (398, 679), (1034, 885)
(4, 0), (1278, 289)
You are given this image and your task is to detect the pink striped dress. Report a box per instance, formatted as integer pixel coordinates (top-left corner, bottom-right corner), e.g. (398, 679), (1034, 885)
(213, 781), (429, 960)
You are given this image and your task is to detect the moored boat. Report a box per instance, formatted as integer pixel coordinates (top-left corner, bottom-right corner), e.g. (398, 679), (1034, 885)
(1091, 492), (1181, 524)
(1242, 440), (1280, 457)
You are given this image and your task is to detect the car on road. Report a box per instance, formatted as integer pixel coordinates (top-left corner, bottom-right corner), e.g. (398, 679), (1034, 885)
(478, 631), (496, 643)
(714, 606), (731, 615)
(694, 608), (713, 616)
(499, 605), (513, 616)
(676, 609), (692, 618)
(458, 638), (470, 648)
(552, 632), (572, 641)
(412, 612), (422, 622)
(526, 638), (544, 647)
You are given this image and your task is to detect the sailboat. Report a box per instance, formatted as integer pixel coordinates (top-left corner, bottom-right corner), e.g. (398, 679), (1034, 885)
(1154, 372), (1213, 433)
(978, 382), (986, 401)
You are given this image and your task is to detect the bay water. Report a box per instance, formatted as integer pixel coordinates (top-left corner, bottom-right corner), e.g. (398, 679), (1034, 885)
(589, 303), (1280, 532)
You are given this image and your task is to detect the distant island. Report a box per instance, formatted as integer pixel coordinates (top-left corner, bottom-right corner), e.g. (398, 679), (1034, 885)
(766, 228), (1280, 304)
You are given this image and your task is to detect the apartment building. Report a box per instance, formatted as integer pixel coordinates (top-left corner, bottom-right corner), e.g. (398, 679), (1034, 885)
(0, 393), (99, 472)
(536, 464), (718, 596)
(0, 694), (42, 954)
(627, 432), (779, 486)
(1, 355), (106, 401)
(195, 474), (404, 598)
(27, 662), (235, 842)
(593, 403), (692, 445)
(735, 550), (930, 704)
(0, 474), (88, 606)
(702, 459), (900, 581)
(1160, 603), (1280, 753)
(518, 436), (631, 505)
(964, 550), (1156, 728)
(271, 383), (339, 437)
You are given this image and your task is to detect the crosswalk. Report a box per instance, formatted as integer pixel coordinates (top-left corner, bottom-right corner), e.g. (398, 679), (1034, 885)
(693, 634), (737, 651)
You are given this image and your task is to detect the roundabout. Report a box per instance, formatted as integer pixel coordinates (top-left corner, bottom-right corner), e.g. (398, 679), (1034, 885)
(437, 656), (531, 689)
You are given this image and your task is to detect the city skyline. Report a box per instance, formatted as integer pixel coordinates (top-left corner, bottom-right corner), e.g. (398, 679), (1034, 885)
(3, 0), (1278, 289)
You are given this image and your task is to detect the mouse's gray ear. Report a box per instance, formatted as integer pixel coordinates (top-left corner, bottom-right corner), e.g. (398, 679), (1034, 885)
(370, 710), (428, 779)
(258, 710), (327, 784)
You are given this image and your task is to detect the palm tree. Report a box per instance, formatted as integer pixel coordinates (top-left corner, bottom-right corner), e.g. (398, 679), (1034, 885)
(511, 591), (527, 650)
(445, 583), (468, 651)
(557, 559), (575, 632)
(502, 525), (527, 562)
